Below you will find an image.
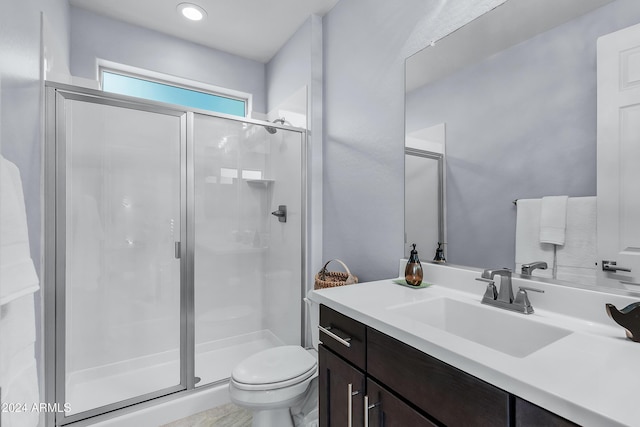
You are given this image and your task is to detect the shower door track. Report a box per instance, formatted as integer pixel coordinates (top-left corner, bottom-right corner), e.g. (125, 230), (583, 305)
(43, 82), (308, 427)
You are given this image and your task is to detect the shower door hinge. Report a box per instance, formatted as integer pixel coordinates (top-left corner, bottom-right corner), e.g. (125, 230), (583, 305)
(175, 241), (181, 259)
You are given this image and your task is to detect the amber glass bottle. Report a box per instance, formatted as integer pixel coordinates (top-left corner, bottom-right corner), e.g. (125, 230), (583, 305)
(405, 243), (423, 286)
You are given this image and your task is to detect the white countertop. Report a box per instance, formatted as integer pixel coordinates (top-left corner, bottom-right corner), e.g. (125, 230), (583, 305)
(308, 263), (640, 427)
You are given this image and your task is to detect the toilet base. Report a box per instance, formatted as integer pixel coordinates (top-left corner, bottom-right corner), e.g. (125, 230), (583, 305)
(252, 407), (294, 427)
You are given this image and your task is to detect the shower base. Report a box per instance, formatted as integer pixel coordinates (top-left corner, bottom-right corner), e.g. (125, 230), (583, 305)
(67, 329), (282, 420)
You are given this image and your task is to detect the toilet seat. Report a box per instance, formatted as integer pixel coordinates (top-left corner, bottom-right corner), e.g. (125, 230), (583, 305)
(231, 345), (317, 391)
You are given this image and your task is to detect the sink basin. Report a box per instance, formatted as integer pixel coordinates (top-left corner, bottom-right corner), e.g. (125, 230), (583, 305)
(388, 297), (572, 358)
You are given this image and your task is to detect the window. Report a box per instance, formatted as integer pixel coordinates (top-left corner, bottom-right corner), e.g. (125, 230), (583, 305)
(101, 70), (247, 117)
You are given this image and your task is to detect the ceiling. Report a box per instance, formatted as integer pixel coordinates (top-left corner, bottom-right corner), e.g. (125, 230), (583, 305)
(69, 0), (340, 63)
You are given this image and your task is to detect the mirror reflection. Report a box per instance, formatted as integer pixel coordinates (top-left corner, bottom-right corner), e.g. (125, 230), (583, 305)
(405, 0), (640, 292)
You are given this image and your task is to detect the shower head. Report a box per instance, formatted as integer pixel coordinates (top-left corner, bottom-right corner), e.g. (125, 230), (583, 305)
(265, 118), (286, 134)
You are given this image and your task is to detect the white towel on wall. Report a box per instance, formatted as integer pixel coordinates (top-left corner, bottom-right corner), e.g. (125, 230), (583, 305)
(0, 354), (40, 427)
(515, 198), (554, 278)
(0, 294), (36, 377)
(0, 155), (39, 305)
(539, 196), (568, 245)
(556, 196), (597, 285)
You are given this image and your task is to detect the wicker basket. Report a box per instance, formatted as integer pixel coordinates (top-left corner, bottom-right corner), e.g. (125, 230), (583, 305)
(314, 259), (358, 290)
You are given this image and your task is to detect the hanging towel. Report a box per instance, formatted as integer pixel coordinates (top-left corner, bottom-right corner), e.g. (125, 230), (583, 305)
(0, 350), (39, 427)
(539, 196), (568, 245)
(515, 199), (554, 278)
(0, 155), (40, 305)
(556, 197), (597, 285)
(0, 294), (36, 377)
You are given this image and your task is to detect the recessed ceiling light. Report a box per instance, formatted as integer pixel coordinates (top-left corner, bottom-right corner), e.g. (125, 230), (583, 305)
(177, 3), (207, 21)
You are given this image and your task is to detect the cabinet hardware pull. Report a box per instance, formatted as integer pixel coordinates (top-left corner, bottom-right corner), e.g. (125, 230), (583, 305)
(318, 325), (352, 348)
(363, 395), (380, 427)
(347, 383), (360, 427)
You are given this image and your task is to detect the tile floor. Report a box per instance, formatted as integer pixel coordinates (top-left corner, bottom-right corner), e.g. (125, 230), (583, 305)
(161, 403), (251, 427)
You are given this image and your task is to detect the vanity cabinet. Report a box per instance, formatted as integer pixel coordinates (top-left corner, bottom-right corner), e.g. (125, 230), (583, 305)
(514, 397), (579, 427)
(319, 304), (580, 427)
(368, 327), (509, 426)
(318, 345), (365, 427)
(319, 306), (431, 427)
(365, 378), (436, 427)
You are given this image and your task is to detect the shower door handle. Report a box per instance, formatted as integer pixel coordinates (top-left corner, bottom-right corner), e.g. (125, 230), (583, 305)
(175, 241), (181, 259)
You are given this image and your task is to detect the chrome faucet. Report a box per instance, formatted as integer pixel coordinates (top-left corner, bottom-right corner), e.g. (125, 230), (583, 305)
(476, 268), (544, 314)
(521, 261), (548, 275)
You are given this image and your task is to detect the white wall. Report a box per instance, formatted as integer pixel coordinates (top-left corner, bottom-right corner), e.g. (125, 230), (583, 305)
(321, 0), (506, 281)
(70, 6), (268, 114)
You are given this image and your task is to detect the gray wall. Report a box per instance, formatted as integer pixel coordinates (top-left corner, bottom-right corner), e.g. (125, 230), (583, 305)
(1, 0), (70, 416)
(1, 0), (69, 272)
(321, 0), (506, 281)
(406, 0), (640, 270)
(266, 17), (312, 112)
(70, 6), (268, 114)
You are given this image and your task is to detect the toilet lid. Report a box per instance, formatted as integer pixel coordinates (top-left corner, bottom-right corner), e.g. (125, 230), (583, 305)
(232, 345), (317, 386)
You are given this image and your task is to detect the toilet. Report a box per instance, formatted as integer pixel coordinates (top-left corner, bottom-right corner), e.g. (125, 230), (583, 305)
(228, 297), (320, 427)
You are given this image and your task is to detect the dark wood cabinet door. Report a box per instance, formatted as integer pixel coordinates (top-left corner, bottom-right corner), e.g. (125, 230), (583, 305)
(367, 327), (510, 427)
(515, 397), (579, 427)
(366, 378), (438, 427)
(319, 345), (365, 427)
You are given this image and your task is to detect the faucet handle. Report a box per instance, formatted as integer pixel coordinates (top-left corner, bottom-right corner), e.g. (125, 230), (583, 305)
(514, 286), (545, 314)
(475, 277), (498, 302)
(519, 286), (544, 294)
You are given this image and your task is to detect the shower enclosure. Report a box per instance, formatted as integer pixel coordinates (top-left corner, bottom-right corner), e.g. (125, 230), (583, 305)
(44, 83), (306, 425)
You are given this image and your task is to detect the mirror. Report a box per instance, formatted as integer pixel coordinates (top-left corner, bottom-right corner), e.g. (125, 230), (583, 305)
(404, 124), (445, 260)
(405, 0), (640, 292)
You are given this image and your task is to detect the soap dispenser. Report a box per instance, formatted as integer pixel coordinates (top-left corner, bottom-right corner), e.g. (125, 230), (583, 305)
(405, 243), (423, 286)
(433, 242), (446, 263)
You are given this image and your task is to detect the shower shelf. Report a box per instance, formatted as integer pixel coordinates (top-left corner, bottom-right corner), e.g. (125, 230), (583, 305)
(246, 179), (274, 187)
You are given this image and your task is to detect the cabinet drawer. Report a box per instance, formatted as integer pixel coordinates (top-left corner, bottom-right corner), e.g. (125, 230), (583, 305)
(367, 327), (510, 426)
(366, 378), (438, 427)
(515, 397), (578, 427)
(319, 305), (366, 370)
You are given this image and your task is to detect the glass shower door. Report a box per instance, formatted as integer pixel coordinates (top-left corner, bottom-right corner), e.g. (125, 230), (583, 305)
(56, 93), (185, 421)
(192, 113), (304, 386)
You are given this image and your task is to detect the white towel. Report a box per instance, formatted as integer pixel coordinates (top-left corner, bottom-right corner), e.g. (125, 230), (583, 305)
(0, 155), (40, 305)
(515, 199), (554, 278)
(0, 294), (36, 377)
(539, 196), (568, 245)
(556, 196), (597, 285)
(0, 353), (39, 427)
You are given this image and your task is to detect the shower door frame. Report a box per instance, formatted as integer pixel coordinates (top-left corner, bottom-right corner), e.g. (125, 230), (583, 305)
(43, 82), (308, 426)
(45, 84), (190, 426)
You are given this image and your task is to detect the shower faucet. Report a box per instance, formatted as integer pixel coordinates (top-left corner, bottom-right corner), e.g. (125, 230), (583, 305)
(271, 205), (287, 223)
